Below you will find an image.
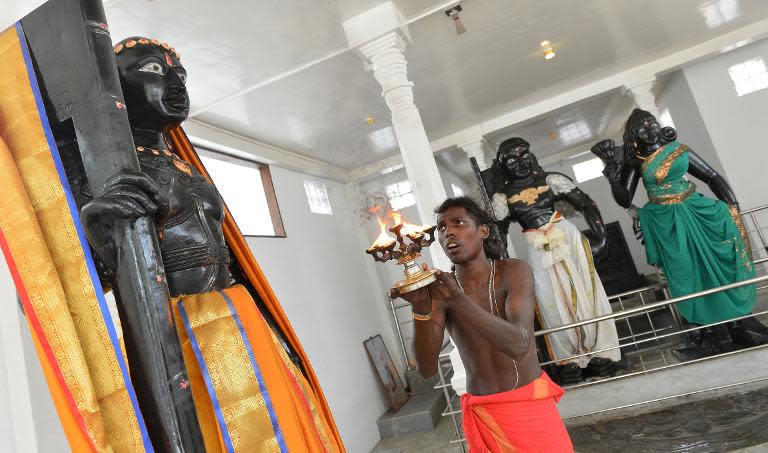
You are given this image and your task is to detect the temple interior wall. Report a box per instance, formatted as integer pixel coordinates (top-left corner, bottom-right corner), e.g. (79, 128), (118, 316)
(245, 165), (396, 453)
(680, 38), (768, 211)
(1, 7), (768, 449)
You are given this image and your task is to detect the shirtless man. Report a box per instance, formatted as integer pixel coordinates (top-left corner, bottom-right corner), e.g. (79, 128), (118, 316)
(393, 196), (573, 452)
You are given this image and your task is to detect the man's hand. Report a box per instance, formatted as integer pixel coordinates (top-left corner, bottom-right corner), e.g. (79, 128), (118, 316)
(390, 263), (433, 313)
(430, 269), (463, 305)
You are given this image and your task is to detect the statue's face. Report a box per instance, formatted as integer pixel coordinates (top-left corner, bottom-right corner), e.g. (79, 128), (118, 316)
(633, 117), (661, 147)
(498, 144), (533, 179)
(116, 44), (188, 129)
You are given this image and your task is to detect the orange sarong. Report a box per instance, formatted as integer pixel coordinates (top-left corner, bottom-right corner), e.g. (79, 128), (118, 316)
(460, 372), (574, 453)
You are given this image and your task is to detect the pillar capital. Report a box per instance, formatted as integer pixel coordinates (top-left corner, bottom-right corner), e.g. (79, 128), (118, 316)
(358, 32), (415, 115)
(625, 78), (659, 118)
(459, 138), (493, 170)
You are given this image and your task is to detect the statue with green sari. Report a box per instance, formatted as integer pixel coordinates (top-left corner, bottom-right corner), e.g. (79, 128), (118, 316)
(591, 108), (766, 360)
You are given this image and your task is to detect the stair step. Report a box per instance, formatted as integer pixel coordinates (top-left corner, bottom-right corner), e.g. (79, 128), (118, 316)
(377, 389), (447, 439)
(405, 368), (441, 395)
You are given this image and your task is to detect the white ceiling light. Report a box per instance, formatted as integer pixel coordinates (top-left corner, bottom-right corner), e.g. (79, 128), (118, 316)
(558, 120), (591, 145)
(445, 5), (467, 36)
(368, 126), (398, 153)
(541, 40), (556, 60)
(699, 0), (741, 29)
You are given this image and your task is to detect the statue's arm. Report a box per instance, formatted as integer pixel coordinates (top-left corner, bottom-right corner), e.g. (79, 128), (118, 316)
(80, 170), (170, 281)
(548, 174), (608, 257)
(686, 149), (738, 205)
(591, 139), (641, 208)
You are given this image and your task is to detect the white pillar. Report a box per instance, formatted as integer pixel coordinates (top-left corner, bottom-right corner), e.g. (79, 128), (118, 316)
(348, 7), (467, 391)
(626, 79), (659, 119)
(359, 32), (451, 270)
(459, 137), (493, 171)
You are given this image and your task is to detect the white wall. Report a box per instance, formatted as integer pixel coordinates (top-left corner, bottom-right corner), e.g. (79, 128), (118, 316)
(246, 166), (396, 453)
(656, 71), (723, 201)
(0, 0), (45, 31)
(679, 38), (768, 211)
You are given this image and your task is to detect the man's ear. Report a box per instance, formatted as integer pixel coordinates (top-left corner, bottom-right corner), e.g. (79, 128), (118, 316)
(480, 224), (489, 239)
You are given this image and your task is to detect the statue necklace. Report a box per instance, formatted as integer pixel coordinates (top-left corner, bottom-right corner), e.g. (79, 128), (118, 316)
(454, 259), (519, 389)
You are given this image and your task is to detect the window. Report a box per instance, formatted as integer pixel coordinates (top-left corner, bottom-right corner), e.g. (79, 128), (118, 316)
(728, 57), (768, 96)
(572, 157), (605, 183)
(558, 120), (591, 145)
(198, 151), (285, 237)
(385, 180), (416, 210)
(451, 183), (465, 197)
(303, 180), (333, 215)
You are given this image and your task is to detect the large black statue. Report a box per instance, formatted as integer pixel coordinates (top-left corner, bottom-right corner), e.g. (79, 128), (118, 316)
(591, 109), (766, 359)
(8, 2), (340, 450)
(82, 38), (231, 296)
(43, 33), (334, 450)
(481, 137), (621, 383)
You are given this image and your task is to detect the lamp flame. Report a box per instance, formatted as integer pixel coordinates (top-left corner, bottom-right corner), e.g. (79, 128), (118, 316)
(388, 211), (429, 236)
(371, 217), (395, 248)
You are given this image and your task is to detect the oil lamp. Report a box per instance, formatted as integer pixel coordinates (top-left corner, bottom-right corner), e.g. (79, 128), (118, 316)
(366, 216), (438, 295)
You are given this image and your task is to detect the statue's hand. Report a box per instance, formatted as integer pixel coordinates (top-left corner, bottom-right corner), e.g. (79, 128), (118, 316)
(81, 171), (169, 272)
(591, 139), (622, 181)
(591, 139), (617, 162)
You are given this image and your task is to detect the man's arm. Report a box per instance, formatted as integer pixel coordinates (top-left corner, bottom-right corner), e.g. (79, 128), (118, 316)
(411, 293), (447, 378)
(431, 261), (533, 360)
(392, 275), (447, 379)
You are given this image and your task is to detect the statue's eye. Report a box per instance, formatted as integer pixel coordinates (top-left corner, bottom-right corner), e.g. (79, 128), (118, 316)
(139, 62), (165, 75)
(177, 72), (187, 84)
(638, 128), (646, 135)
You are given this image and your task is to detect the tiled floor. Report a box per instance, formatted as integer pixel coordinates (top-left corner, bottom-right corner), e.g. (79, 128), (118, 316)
(371, 386), (768, 453)
(568, 386), (768, 452)
(371, 415), (464, 453)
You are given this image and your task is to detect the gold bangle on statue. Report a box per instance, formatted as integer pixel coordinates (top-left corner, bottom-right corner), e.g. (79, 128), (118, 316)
(412, 310), (434, 321)
(728, 203), (752, 258)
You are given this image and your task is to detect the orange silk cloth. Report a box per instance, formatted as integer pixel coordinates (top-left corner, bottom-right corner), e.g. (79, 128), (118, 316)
(460, 372), (574, 453)
(167, 127), (344, 450)
(0, 25), (148, 452)
(171, 286), (338, 453)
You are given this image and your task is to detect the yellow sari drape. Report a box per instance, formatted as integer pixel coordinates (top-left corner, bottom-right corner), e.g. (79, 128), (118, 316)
(168, 127), (344, 451)
(0, 24), (150, 452)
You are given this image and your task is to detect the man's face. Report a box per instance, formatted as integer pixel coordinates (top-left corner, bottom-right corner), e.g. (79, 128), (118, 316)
(436, 206), (488, 264)
(498, 144), (533, 179)
(116, 44), (189, 129)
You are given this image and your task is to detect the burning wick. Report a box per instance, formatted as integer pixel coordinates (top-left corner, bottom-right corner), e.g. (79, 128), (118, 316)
(365, 213), (438, 294)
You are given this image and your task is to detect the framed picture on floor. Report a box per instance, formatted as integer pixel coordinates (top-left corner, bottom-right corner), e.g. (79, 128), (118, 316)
(364, 334), (409, 411)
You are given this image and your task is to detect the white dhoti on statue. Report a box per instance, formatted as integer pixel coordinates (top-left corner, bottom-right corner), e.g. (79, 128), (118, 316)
(524, 212), (621, 367)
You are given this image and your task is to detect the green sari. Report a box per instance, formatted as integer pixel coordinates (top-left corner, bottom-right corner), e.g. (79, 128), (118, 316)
(637, 141), (755, 325)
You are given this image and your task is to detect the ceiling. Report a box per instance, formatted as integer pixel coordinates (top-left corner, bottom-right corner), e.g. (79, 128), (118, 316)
(98, 0), (768, 173)
(437, 89), (637, 183)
